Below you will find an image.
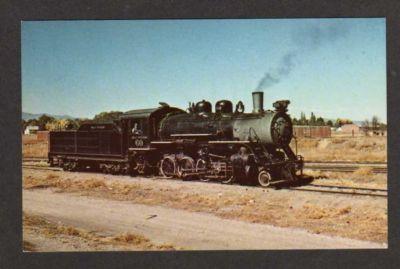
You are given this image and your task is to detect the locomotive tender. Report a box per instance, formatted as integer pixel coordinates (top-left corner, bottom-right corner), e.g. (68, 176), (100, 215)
(48, 91), (304, 186)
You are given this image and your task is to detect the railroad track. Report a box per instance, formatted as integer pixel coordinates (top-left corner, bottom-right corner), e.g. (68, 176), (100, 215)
(22, 163), (387, 198)
(22, 164), (62, 171)
(304, 163), (387, 174)
(23, 158), (387, 166)
(23, 157), (48, 162)
(306, 161), (387, 165)
(287, 184), (387, 198)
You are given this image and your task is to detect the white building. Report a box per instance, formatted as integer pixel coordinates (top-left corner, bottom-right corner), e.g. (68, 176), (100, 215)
(24, 125), (39, 135)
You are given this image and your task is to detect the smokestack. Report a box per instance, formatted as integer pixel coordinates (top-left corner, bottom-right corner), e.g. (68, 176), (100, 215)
(252, 91), (264, 113)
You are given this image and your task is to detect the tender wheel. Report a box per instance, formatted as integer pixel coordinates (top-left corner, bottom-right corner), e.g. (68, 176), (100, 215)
(62, 162), (69, 171)
(62, 161), (75, 171)
(100, 164), (108, 174)
(110, 164), (120, 175)
(258, 170), (272, 187)
(69, 161), (77, 172)
(177, 156), (195, 179)
(160, 156), (176, 178)
(196, 159), (210, 182)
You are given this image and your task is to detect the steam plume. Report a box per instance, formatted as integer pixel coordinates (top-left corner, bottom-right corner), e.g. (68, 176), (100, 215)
(255, 22), (349, 91)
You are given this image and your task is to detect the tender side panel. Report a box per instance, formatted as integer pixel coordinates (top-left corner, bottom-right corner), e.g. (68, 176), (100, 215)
(49, 131), (76, 154)
(76, 130), (123, 155)
(76, 132), (99, 154)
(49, 130), (123, 156)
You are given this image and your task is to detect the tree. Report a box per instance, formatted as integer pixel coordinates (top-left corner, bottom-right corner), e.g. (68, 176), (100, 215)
(379, 122), (387, 132)
(334, 118), (342, 128)
(45, 120), (60, 131)
(296, 112), (329, 126)
(45, 118), (79, 131)
(37, 114), (55, 130)
(310, 112), (316, 126)
(299, 112), (307, 125)
(26, 118), (39, 128)
(362, 119), (370, 135)
(371, 116), (379, 132)
(93, 111), (123, 123)
(316, 117), (325, 126)
(326, 120), (333, 127)
(335, 118), (353, 128)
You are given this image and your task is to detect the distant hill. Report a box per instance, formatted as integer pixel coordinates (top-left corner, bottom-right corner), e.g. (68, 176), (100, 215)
(22, 112), (76, 120)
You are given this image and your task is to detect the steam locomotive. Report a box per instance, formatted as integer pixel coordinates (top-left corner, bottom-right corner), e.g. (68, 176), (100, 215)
(48, 91), (304, 187)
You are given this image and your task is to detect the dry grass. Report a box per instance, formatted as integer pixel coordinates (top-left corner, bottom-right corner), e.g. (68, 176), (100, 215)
(300, 204), (352, 220)
(24, 173), (108, 190)
(353, 167), (374, 176)
(23, 214), (178, 251)
(291, 136), (387, 162)
(23, 171), (387, 243)
(22, 135), (48, 158)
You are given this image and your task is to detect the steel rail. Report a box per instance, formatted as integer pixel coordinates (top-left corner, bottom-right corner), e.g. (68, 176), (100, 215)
(287, 186), (387, 198)
(307, 183), (387, 192)
(22, 165), (62, 171)
(304, 164), (387, 174)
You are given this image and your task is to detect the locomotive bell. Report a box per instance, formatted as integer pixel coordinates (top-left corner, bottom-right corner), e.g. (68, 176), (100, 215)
(252, 91), (264, 113)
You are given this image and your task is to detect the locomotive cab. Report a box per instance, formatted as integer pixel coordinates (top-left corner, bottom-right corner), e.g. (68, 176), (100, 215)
(119, 105), (186, 149)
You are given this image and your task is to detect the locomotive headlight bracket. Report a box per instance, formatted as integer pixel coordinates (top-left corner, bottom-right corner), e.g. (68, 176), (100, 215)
(273, 100), (290, 112)
(271, 114), (292, 146)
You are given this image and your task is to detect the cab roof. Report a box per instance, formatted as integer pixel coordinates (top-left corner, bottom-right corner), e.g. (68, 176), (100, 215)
(120, 106), (185, 120)
(120, 108), (159, 119)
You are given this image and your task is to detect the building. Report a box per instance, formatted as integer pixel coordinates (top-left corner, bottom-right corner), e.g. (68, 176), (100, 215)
(24, 125), (39, 135)
(293, 126), (331, 138)
(339, 124), (360, 134)
(37, 131), (49, 141)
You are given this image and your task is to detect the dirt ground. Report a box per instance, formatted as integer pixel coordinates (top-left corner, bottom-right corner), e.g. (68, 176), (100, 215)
(23, 189), (385, 250)
(23, 213), (177, 251)
(22, 168), (387, 251)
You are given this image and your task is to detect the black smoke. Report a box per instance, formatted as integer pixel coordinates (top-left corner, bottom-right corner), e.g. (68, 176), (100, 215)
(256, 52), (296, 91)
(255, 22), (350, 91)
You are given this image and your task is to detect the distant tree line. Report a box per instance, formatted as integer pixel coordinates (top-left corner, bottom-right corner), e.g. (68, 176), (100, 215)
(292, 112), (353, 128)
(361, 116), (387, 135)
(22, 111), (123, 132)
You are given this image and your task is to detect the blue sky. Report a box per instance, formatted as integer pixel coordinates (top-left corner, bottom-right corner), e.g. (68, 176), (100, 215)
(22, 19), (386, 122)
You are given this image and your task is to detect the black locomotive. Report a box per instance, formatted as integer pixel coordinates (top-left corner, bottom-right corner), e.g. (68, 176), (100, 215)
(48, 91), (303, 186)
